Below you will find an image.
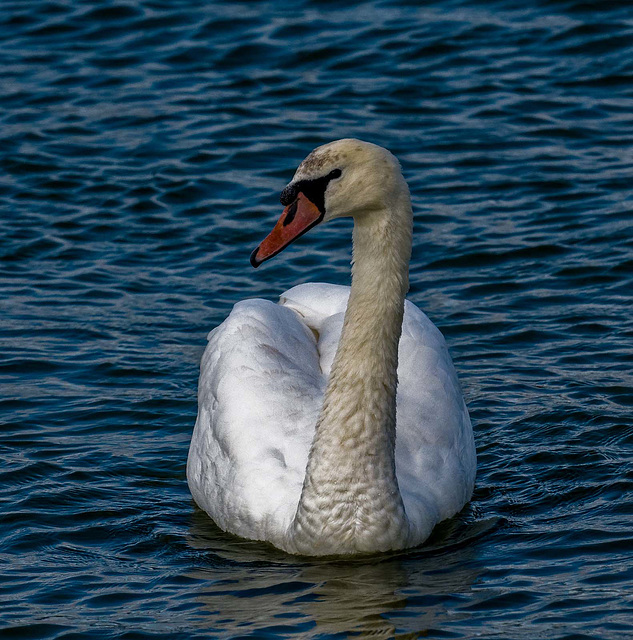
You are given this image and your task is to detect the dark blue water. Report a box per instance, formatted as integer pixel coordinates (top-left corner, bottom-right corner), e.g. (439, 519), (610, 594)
(1, 0), (632, 637)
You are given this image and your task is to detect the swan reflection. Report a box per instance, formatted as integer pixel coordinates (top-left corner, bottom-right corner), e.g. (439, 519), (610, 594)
(185, 508), (490, 638)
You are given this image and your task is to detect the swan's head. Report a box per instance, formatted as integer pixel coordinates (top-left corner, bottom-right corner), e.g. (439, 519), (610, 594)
(251, 139), (406, 267)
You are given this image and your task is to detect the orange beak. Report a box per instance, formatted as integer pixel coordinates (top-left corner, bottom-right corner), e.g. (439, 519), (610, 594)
(250, 192), (323, 268)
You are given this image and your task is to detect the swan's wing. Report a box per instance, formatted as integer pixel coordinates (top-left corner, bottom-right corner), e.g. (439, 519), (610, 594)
(395, 301), (476, 538)
(279, 283), (351, 376)
(279, 283), (350, 334)
(187, 298), (324, 547)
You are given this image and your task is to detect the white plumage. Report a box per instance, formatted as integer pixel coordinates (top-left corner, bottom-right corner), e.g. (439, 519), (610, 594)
(187, 140), (476, 555)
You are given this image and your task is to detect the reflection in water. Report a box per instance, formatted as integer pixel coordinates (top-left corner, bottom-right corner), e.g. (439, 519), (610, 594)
(186, 508), (487, 638)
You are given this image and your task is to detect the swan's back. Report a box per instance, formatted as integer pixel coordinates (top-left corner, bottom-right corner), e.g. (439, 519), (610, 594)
(188, 283), (475, 548)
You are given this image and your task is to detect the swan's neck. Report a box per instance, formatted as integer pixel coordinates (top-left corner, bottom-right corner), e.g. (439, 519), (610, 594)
(290, 191), (413, 555)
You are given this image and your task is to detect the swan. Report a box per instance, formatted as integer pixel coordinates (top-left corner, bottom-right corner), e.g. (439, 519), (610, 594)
(187, 139), (476, 556)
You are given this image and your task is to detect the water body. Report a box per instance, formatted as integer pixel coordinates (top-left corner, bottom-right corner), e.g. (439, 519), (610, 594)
(1, 0), (632, 638)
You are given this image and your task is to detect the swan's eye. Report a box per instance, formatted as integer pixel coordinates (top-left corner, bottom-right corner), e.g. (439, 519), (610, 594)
(280, 168), (342, 214)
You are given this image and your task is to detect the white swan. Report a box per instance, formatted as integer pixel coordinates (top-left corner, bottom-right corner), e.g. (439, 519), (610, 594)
(187, 139), (476, 556)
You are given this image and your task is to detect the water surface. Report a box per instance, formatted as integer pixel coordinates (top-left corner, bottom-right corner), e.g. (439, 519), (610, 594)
(1, 0), (632, 638)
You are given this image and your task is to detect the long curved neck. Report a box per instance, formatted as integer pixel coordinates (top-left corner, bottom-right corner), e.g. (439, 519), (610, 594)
(290, 189), (413, 555)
